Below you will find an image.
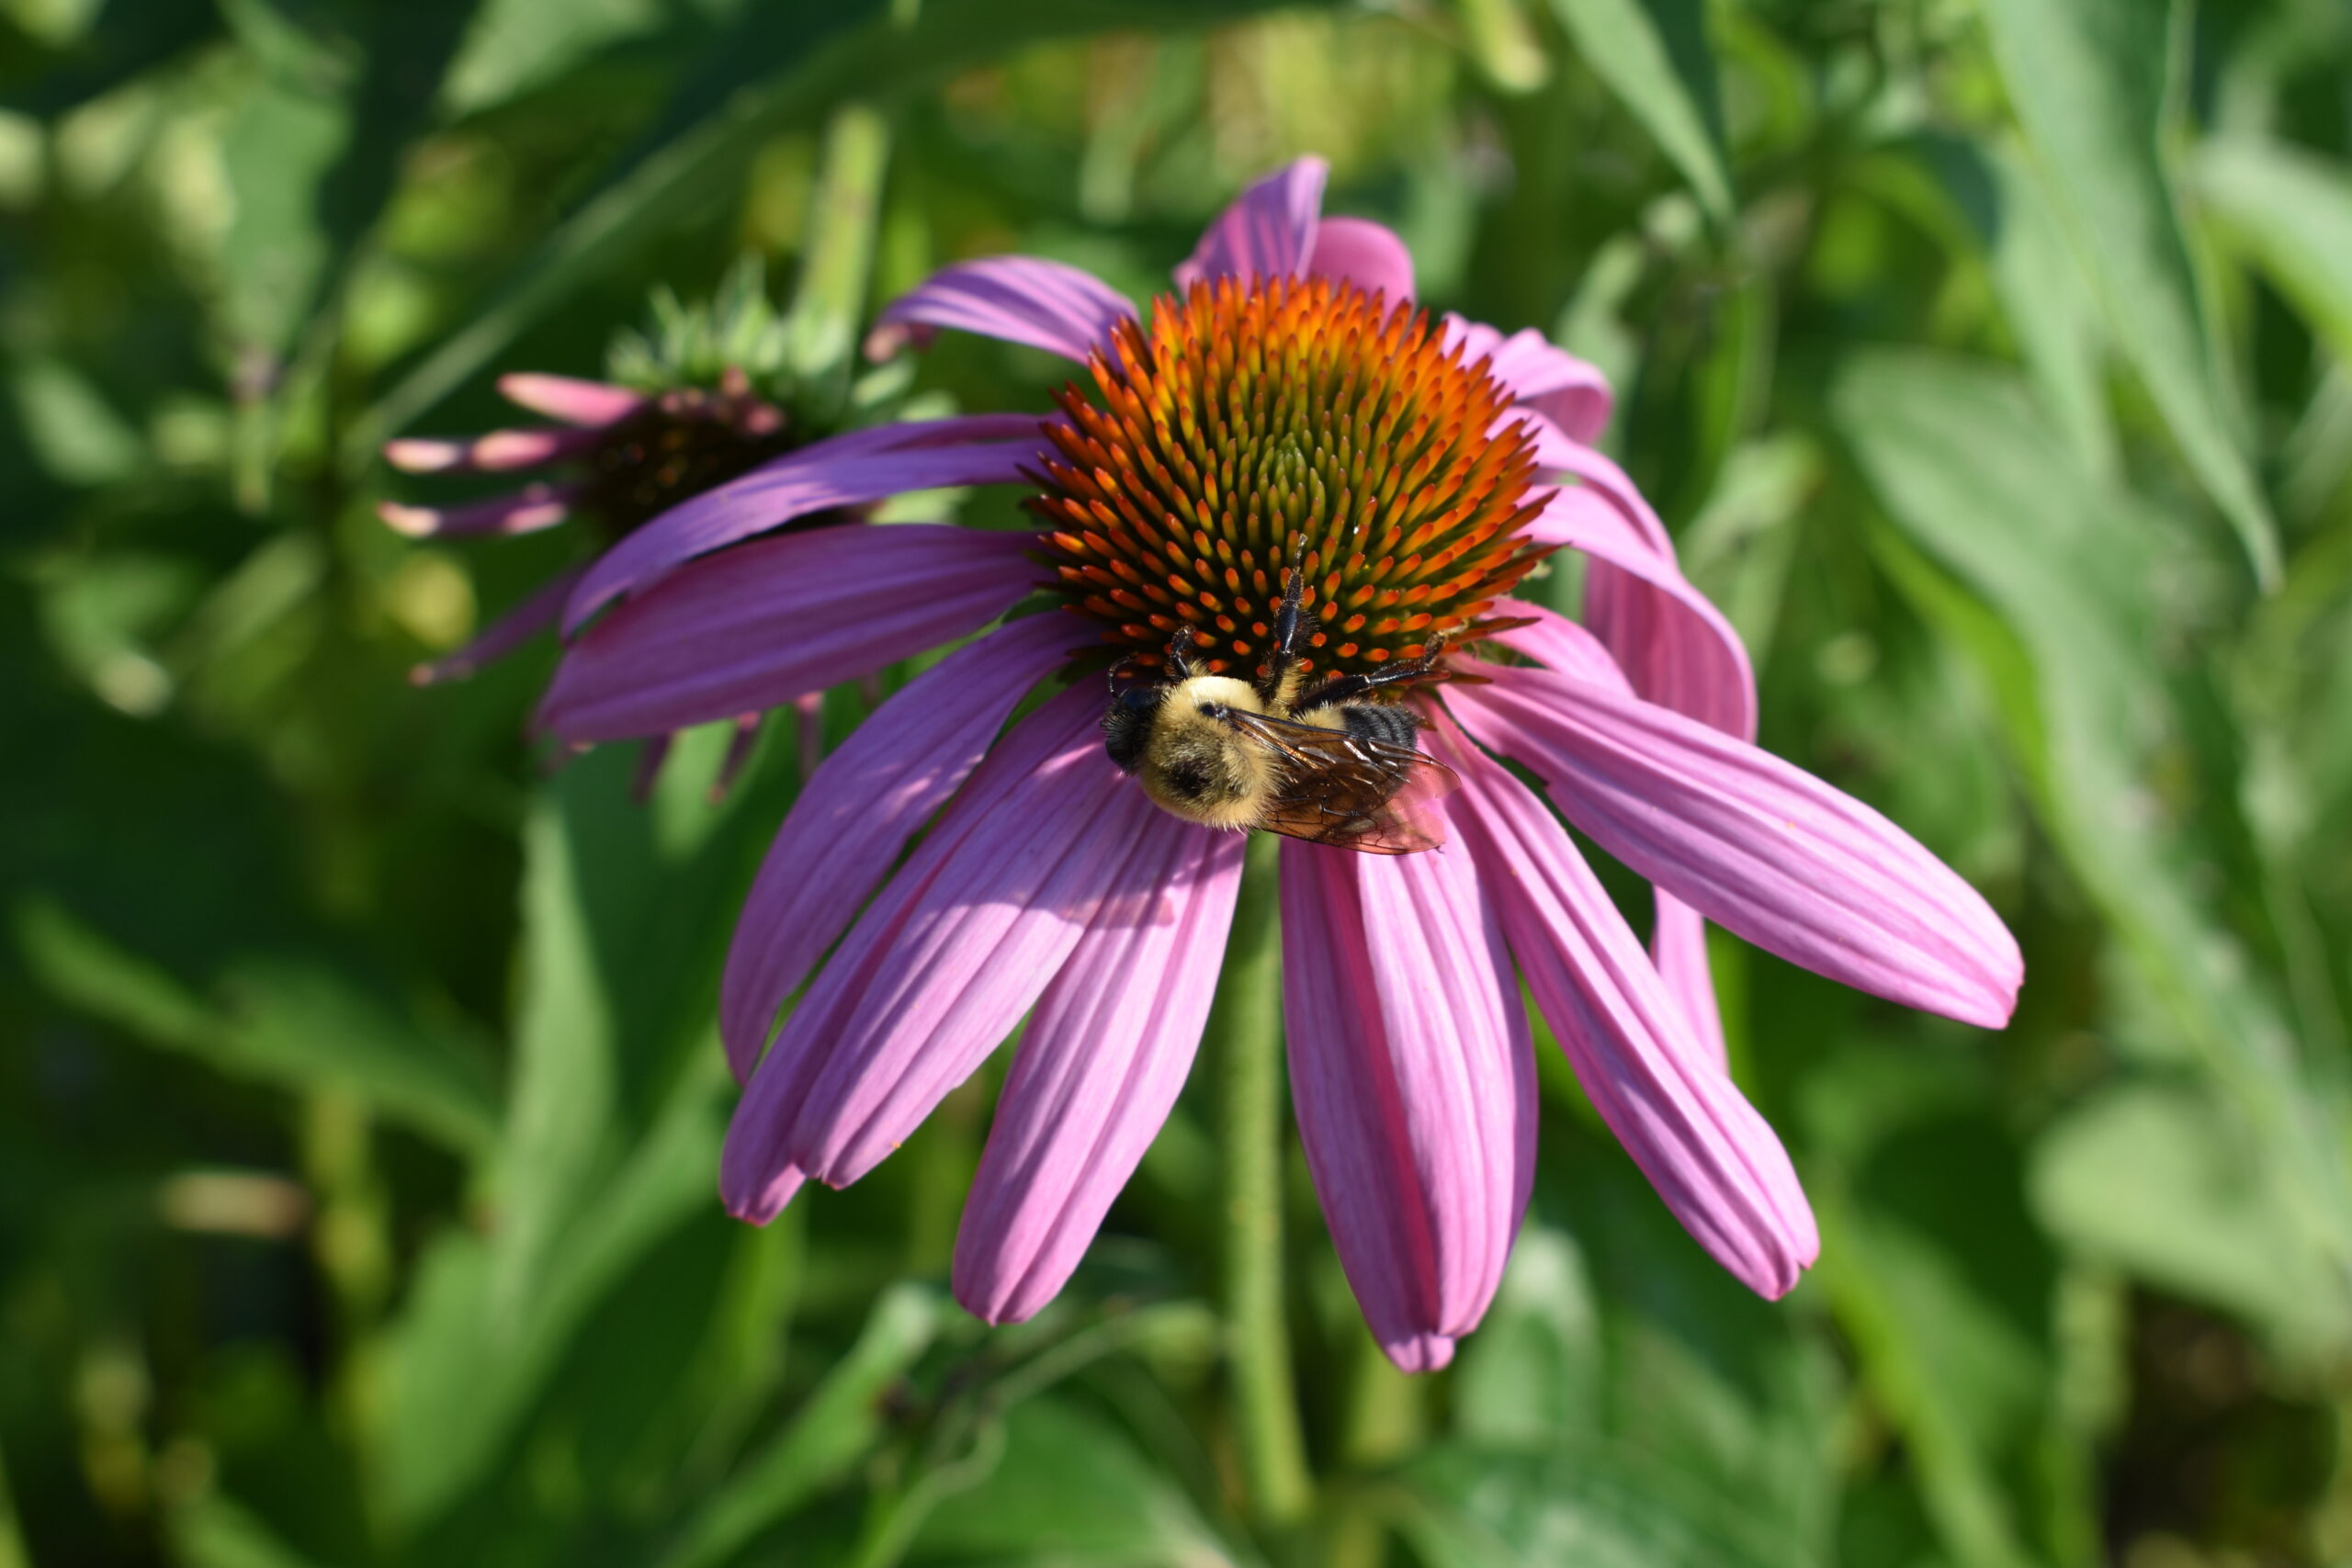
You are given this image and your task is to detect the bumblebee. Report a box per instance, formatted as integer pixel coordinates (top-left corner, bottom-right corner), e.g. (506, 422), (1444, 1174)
(1102, 567), (1459, 854)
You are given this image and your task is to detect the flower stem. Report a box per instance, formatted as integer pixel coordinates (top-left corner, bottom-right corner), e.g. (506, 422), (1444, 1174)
(1207, 832), (1313, 1526)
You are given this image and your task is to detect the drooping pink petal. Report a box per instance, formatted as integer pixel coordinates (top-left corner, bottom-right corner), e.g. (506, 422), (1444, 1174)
(1652, 894), (1728, 1069)
(538, 524), (1039, 742)
(718, 614), (1075, 1082)
(1306, 216), (1415, 304)
(1490, 603), (1754, 1065)
(1282, 837), (1536, 1374)
(497, 372), (645, 428)
(1450, 662), (2023, 1029)
(1522, 483), (1757, 741)
(563, 414), (1051, 633)
(953, 818), (1243, 1324)
(376, 484), (577, 539)
(383, 426), (603, 474)
(1444, 316), (1614, 446)
(410, 563), (587, 687)
(868, 256), (1136, 364)
(1426, 712), (1815, 1294)
(1174, 157), (1329, 289)
(718, 690), (1111, 1220)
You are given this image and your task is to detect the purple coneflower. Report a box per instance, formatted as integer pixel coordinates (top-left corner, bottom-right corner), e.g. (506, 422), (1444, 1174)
(537, 161), (2020, 1371)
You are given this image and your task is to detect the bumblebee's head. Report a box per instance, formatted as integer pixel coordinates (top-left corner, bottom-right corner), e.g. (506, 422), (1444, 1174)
(1102, 684), (1164, 773)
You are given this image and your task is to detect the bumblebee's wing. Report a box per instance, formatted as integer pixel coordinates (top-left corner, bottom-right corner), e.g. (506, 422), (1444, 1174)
(1220, 707), (1460, 854)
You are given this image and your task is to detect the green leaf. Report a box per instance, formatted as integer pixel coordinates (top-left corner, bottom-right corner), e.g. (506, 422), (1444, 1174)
(489, 794), (620, 1325)
(376, 1053), (726, 1529)
(1806, 1100), (2052, 1568)
(2030, 1078), (2352, 1353)
(909, 1397), (1233, 1565)
(349, 0), (1344, 467)
(1984, 142), (2117, 479)
(14, 897), (501, 1154)
(2190, 137), (2352, 367)
(1835, 350), (2352, 1323)
(170, 1496), (329, 1568)
(1394, 1443), (1807, 1568)
(1973, 0), (2281, 585)
(659, 1285), (943, 1568)
(1452, 1224), (1600, 1449)
(1545, 0), (1730, 221)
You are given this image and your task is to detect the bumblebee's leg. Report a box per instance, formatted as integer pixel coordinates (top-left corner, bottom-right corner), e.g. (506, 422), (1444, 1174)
(1254, 563), (1308, 704)
(1164, 625), (1202, 679)
(1292, 635), (1448, 712)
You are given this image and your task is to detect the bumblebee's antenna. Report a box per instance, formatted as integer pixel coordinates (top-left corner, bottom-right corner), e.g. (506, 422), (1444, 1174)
(1105, 653), (1137, 693)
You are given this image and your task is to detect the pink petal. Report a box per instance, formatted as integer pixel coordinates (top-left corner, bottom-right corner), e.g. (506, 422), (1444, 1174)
(385, 427), (600, 474)
(1450, 663), (2023, 1028)
(376, 484), (577, 539)
(497, 373), (645, 428)
(1306, 216), (1415, 303)
(410, 563), (586, 686)
(1652, 893), (1728, 1069)
(1174, 157), (1329, 289)
(563, 414), (1050, 633)
(1444, 316), (1614, 445)
(1426, 712), (1815, 1295)
(1523, 482), (1757, 742)
(1486, 598), (1634, 693)
(1282, 839), (1536, 1374)
(869, 256), (1136, 364)
(953, 818), (1244, 1324)
(718, 614), (1076, 1082)
(720, 691), (1106, 1217)
(382, 438), (469, 474)
(537, 524), (1039, 742)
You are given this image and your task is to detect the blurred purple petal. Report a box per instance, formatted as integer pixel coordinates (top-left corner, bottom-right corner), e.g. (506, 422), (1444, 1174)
(411, 564), (586, 686)
(1175, 157), (1329, 288)
(870, 257), (1136, 363)
(1306, 216), (1415, 303)
(1428, 712), (1815, 1295)
(497, 372), (644, 428)
(384, 425), (600, 474)
(954, 818), (1243, 1324)
(564, 414), (1051, 632)
(719, 615), (1075, 1082)
(538, 524), (1039, 742)
(1445, 316), (1614, 445)
(1452, 662), (2023, 1029)
(376, 484), (577, 539)
(1283, 837), (1535, 1374)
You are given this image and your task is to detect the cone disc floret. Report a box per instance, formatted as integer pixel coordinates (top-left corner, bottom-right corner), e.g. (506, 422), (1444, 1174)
(1033, 276), (1551, 683)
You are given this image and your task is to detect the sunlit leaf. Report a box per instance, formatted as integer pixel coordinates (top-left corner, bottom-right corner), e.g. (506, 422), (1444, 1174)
(1973, 0), (2281, 585)
(1545, 0), (1730, 221)
(2191, 136), (2352, 367)
(1836, 350), (2352, 1313)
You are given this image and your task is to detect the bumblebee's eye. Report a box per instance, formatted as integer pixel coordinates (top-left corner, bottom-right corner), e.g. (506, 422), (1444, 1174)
(1117, 686), (1165, 714)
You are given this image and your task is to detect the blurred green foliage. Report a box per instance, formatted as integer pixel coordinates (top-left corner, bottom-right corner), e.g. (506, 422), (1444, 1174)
(6, 0), (2352, 1564)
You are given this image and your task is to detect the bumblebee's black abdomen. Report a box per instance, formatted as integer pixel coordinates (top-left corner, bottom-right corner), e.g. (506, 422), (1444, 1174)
(1341, 704), (1419, 751)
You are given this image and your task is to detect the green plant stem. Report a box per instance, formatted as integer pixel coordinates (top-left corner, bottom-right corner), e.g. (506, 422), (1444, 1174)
(1206, 833), (1312, 1526)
